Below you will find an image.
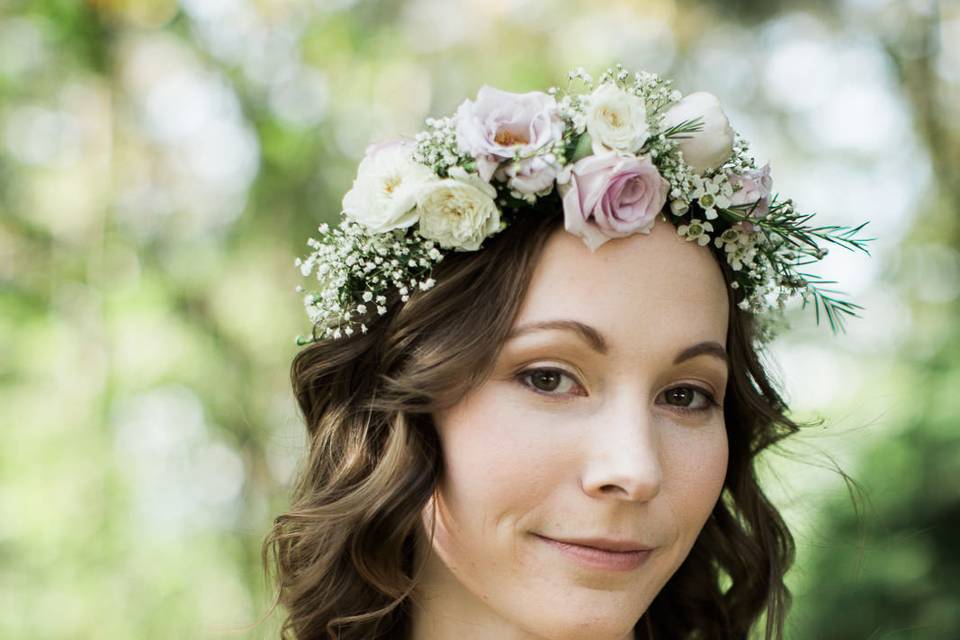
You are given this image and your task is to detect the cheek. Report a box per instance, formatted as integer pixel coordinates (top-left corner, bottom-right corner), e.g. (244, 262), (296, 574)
(662, 421), (729, 539)
(423, 392), (565, 608)
(432, 391), (563, 537)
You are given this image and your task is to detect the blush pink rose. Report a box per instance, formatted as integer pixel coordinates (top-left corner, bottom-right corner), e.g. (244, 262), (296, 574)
(454, 85), (564, 189)
(559, 152), (670, 252)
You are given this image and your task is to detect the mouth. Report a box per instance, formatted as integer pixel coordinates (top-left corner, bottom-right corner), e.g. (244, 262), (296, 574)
(533, 534), (654, 571)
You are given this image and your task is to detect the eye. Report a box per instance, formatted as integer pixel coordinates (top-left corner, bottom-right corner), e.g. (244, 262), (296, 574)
(515, 367), (584, 397)
(515, 368), (721, 415)
(659, 386), (720, 415)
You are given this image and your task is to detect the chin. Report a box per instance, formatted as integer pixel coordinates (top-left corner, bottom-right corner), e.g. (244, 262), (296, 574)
(511, 599), (642, 640)
(525, 617), (638, 640)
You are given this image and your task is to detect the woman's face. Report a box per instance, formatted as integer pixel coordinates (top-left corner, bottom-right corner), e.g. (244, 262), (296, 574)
(413, 221), (730, 640)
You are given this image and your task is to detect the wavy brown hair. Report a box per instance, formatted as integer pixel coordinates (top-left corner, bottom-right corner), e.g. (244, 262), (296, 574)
(263, 207), (808, 639)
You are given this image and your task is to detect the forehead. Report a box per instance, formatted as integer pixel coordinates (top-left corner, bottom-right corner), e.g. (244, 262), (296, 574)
(514, 221), (729, 352)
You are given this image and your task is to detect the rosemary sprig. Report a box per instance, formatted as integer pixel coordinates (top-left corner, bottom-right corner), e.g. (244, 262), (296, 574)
(661, 116), (704, 140)
(742, 221), (870, 336)
(724, 197), (874, 256)
(796, 271), (866, 335)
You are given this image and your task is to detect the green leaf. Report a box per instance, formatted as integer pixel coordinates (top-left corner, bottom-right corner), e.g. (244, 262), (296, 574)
(571, 133), (593, 162)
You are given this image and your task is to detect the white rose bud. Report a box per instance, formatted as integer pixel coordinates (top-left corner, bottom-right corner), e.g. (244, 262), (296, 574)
(585, 82), (650, 154)
(661, 92), (735, 174)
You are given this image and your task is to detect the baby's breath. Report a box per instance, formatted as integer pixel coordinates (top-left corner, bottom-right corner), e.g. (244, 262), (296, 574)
(413, 116), (468, 176)
(295, 220), (444, 345)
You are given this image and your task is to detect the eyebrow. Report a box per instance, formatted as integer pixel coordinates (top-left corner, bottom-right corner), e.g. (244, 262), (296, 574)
(505, 319), (730, 372)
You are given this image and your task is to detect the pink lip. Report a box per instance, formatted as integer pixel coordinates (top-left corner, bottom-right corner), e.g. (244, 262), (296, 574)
(534, 534), (653, 571)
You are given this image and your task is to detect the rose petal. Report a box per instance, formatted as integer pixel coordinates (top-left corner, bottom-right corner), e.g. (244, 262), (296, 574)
(561, 177), (611, 252)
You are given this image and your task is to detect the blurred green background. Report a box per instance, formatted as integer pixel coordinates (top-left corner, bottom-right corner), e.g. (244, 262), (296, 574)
(1, 0), (958, 638)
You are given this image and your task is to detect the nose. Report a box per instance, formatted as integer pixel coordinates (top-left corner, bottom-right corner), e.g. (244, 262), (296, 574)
(579, 397), (663, 503)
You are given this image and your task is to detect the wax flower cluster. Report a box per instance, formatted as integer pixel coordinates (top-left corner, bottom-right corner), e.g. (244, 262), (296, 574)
(295, 64), (872, 345)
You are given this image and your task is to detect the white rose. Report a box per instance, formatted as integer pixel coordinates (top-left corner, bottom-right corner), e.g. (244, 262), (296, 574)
(585, 83), (649, 154)
(416, 167), (501, 251)
(661, 92), (734, 174)
(342, 139), (438, 233)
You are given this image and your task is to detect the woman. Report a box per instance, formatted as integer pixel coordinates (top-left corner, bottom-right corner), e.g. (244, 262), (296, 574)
(264, 65), (872, 639)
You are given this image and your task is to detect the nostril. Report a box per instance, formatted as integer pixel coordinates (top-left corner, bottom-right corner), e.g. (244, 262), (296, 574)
(600, 484), (627, 495)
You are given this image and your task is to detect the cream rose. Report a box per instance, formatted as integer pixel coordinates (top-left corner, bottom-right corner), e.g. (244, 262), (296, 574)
(661, 92), (734, 174)
(416, 167), (501, 251)
(342, 139), (438, 233)
(585, 82), (650, 154)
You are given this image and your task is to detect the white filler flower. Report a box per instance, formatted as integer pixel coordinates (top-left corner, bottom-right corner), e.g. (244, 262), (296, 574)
(585, 82), (650, 155)
(342, 139), (438, 233)
(416, 167), (501, 251)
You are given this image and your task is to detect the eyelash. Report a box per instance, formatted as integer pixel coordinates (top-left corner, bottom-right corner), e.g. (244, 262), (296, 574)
(514, 366), (720, 415)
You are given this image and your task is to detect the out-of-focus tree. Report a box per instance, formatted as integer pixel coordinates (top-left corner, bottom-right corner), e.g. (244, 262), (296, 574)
(782, 1), (960, 637)
(1, 0), (956, 638)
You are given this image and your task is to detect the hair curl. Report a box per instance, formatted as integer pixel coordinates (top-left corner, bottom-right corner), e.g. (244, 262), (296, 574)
(264, 208), (806, 639)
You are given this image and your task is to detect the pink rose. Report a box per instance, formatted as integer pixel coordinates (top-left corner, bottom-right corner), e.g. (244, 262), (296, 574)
(560, 152), (670, 252)
(727, 163), (772, 231)
(454, 85), (564, 190)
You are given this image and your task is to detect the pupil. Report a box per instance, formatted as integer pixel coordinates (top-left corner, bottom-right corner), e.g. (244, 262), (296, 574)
(533, 371), (560, 391)
(668, 388), (691, 405)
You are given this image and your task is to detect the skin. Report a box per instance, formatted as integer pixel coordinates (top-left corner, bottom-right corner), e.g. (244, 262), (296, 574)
(410, 220), (731, 640)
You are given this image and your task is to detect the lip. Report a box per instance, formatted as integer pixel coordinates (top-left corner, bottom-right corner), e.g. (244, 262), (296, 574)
(534, 534), (654, 571)
(543, 535), (653, 553)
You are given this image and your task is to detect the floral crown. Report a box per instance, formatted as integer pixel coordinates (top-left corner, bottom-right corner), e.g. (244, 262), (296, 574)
(295, 64), (873, 346)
